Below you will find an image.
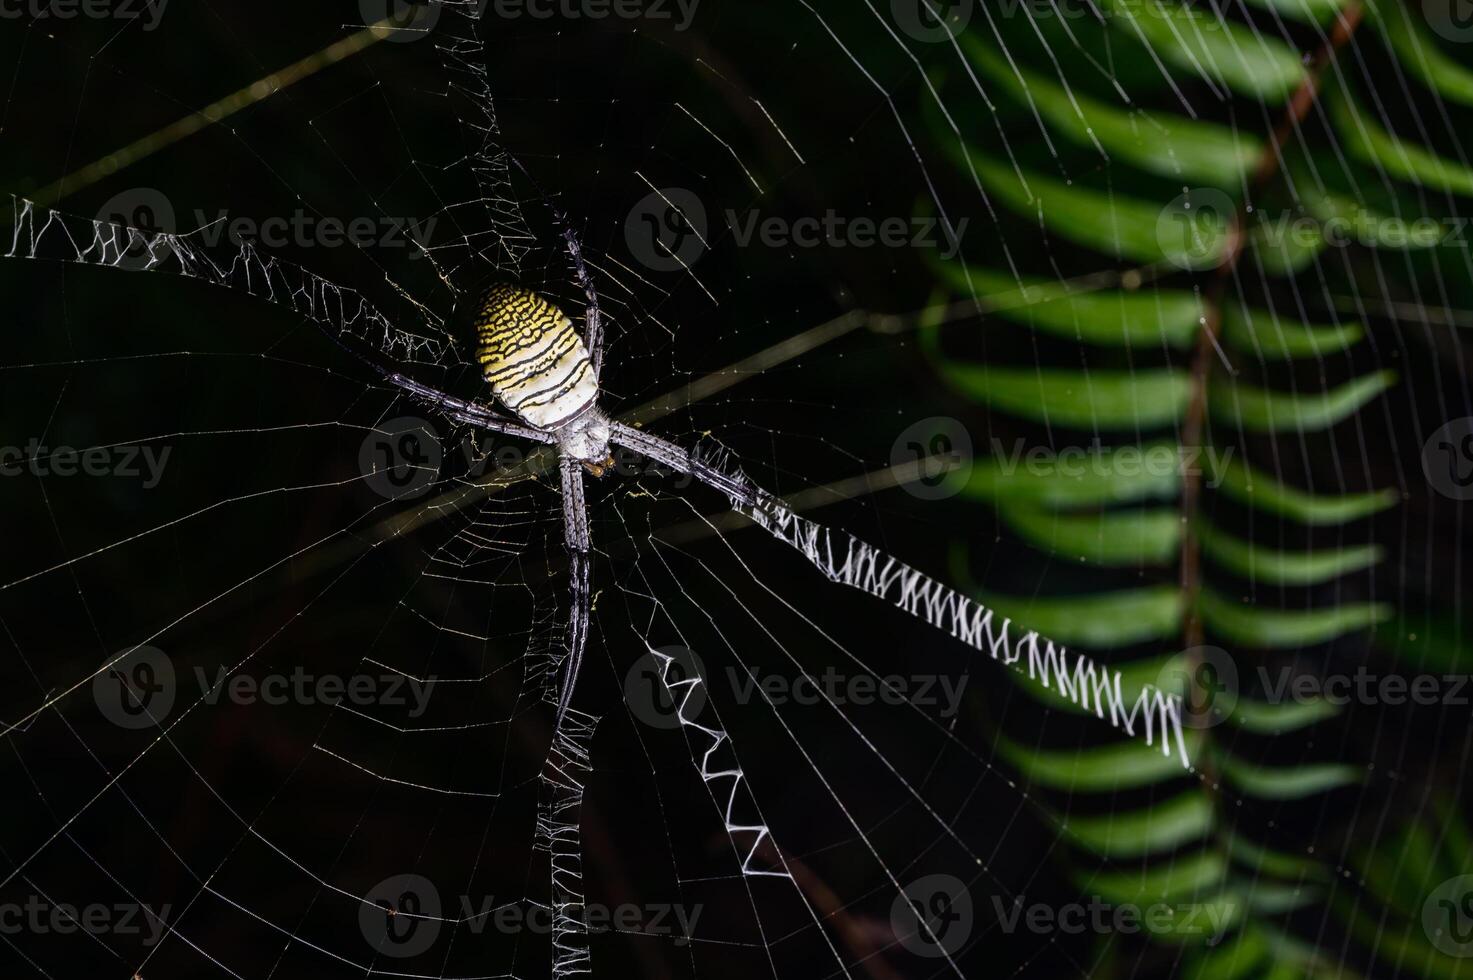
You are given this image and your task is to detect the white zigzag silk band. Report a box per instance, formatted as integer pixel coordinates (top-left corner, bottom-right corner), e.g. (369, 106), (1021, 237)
(609, 423), (1192, 770)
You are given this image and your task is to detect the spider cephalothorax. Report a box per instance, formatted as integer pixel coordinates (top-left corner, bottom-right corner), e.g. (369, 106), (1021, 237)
(471, 282), (613, 471)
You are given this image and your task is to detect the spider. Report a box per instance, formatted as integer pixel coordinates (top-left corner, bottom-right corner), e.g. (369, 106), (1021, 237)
(2, 0), (1152, 769)
(6, 185), (763, 733)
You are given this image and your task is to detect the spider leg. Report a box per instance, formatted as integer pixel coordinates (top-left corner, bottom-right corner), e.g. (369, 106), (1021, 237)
(386, 372), (552, 443)
(609, 423), (1193, 765)
(608, 422), (757, 507)
(6, 197), (548, 443)
(556, 211), (605, 377)
(555, 453), (593, 728)
(499, 155), (606, 375)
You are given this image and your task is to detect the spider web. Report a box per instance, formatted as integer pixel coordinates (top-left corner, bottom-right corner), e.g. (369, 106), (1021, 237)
(0, 1), (1466, 978)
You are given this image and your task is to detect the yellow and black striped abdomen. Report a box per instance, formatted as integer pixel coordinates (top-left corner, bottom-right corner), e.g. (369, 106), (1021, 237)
(474, 284), (597, 430)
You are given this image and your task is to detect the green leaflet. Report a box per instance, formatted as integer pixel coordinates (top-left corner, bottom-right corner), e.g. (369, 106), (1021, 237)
(1158, 895), (1245, 946)
(1185, 926), (1272, 980)
(1378, 614), (1473, 674)
(1239, 0), (1349, 22)
(1079, 849), (1229, 904)
(1220, 304), (1365, 361)
(922, 24), (1407, 964)
(931, 260), (1203, 348)
(1200, 587), (1392, 647)
(1302, 187), (1446, 251)
(1354, 816), (1459, 918)
(1001, 505), (1181, 566)
(1367, 0), (1473, 107)
(1334, 898), (1473, 980)
(1210, 454), (1397, 525)
(1211, 370), (1397, 433)
(1252, 219), (1329, 276)
(1222, 833), (1328, 881)
(996, 733), (1198, 791)
(952, 542), (1183, 646)
(942, 146), (1230, 267)
(1434, 796), (1473, 874)
(934, 362), (1193, 429)
(1227, 696), (1341, 735)
(1062, 792), (1216, 857)
(1217, 755), (1362, 799)
(960, 34), (1262, 185)
(1196, 518), (1384, 585)
(959, 443), (1183, 507)
(1096, 0), (1306, 102)
(975, 585), (1184, 648)
(1332, 90), (1473, 198)
(1243, 882), (1323, 914)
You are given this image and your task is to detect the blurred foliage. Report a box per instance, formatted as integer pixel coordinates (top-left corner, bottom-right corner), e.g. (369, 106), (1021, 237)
(925, 1), (1473, 976)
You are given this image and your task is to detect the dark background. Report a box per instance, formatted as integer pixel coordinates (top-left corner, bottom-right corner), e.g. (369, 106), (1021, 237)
(0, 1), (1466, 978)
